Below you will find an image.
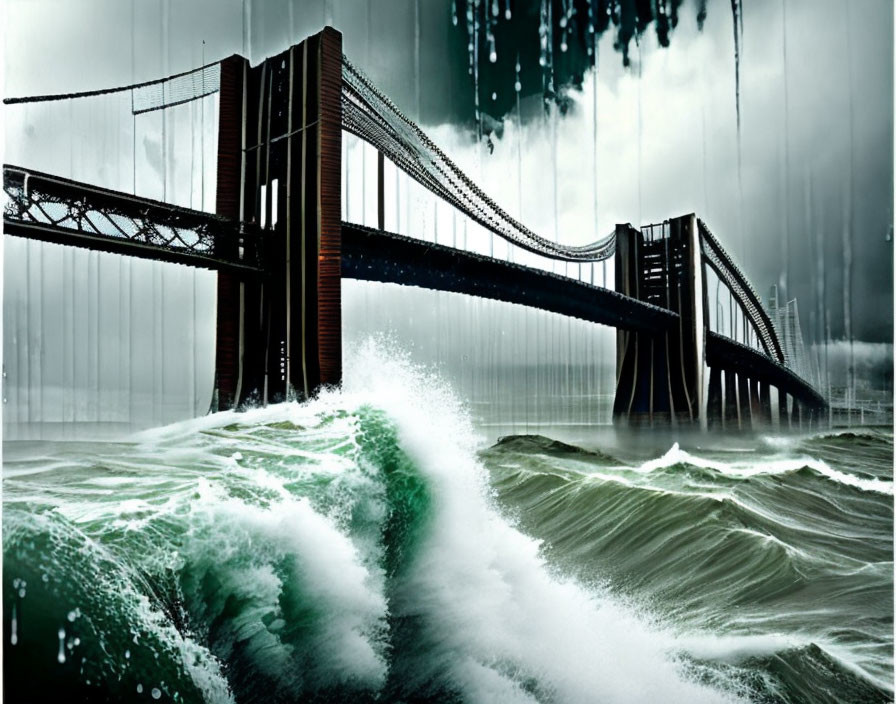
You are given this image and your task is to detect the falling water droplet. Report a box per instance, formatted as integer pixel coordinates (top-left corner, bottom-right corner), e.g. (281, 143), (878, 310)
(67, 610), (78, 622)
(561, 40), (568, 52)
(505, 7), (511, 19)
(514, 80), (521, 92)
(57, 628), (66, 663)
(489, 50), (497, 63)
(137, 683), (143, 694)
(10, 603), (17, 645)
(152, 688), (162, 700)
(125, 649), (131, 659)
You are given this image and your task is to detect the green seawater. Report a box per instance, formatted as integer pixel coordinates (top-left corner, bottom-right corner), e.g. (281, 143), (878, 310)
(3, 387), (892, 703)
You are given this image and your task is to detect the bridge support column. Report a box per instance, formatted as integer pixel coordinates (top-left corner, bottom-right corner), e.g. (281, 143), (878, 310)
(749, 378), (761, 429)
(737, 374), (751, 430)
(778, 389), (790, 430)
(213, 28), (343, 410)
(759, 382), (772, 426)
(724, 370), (739, 429)
(707, 366), (723, 428)
(613, 215), (705, 428)
(805, 405), (817, 430)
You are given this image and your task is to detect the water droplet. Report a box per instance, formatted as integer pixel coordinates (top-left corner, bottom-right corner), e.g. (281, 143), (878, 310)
(505, 8), (511, 19)
(489, 51), (497, 63)
(137, 683), (143, 694)
(57, 628), (66, 663)
(559, 16), (567, 28)
(125, 649), (131, 659)
(18, 588), (26, 598)
(491, 92), (497, 101)
(10, 603), (17, 646)
(67, 610), (78, 622)
(514, 81), (521, 92)
(74, 637), (80, 646)
(152, 688), (162, 700)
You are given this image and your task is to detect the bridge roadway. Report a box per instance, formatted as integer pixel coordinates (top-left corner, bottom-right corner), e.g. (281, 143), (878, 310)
(341, 223), (676, 333)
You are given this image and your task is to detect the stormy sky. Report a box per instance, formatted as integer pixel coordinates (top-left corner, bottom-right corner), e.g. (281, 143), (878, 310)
(5, 0), (892, 343)
(1, 0), (892, 435)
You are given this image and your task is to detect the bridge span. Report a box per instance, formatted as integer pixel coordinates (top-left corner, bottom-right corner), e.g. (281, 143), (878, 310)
(2, 26), (827, 431)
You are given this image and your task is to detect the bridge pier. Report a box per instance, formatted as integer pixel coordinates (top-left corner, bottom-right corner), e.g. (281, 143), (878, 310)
(613, 215), (705, 428)
(749, 378), (762, 429)
(723, 370), (739, 429)
(778, 389), (790, 430)
(213, 28), (343, 410)
(737, 374), (751, 430)
(707, 366), (723, 428)
(759, 382), (773, 426)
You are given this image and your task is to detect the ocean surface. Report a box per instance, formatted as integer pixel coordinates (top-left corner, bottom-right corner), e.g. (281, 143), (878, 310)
(3, 347), (893, 703)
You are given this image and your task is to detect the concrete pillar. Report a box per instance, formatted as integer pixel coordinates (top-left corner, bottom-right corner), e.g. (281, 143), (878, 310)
(778, 389), (789, 430)
(759, 382), (772, 425)
(707, 366), (723, 428)
(737, 374), (751, 430)
(724, 369), (739, 429)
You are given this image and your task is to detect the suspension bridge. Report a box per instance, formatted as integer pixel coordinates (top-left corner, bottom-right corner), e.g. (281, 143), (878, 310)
(2, 27), (827, 431)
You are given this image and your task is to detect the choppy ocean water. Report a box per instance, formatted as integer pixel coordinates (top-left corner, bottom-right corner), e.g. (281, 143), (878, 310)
(3, 346), (892, 703)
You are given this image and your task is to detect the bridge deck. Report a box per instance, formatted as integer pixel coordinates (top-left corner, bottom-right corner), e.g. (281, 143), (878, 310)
(3, 165), (261, 276)
(341, 223), (679, 333)
(705, 332), (826, 408)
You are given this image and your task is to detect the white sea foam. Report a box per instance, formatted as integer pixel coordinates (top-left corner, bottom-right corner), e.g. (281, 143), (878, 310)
(638, 443), (893, 495)
(339, 338), (745, 703)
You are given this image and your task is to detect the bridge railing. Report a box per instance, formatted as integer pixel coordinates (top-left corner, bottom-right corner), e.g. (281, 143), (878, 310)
(3, 165), (259, 274)
(698, 219), (785, 363)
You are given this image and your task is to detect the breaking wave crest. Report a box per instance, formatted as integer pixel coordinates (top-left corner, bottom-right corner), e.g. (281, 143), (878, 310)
(4, 341), (757, 703)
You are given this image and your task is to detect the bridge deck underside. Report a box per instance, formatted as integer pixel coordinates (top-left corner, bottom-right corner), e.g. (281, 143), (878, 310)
(3, 166), (261, 276)
(341, 223), (678, 333)
(705, 332), (826, 408)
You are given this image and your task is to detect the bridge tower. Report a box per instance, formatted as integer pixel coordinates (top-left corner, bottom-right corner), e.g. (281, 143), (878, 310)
(613, 215), (706, 427)
(214, 28), (343, 410)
